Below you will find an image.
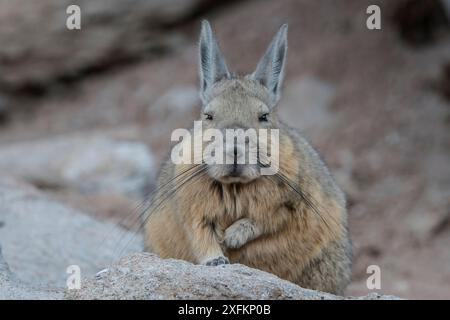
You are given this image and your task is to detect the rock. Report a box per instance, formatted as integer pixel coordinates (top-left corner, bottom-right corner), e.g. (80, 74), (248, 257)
(0, 134), (155, 197)
(1, 249), (400, 300)
(0, 247), (63, 299)
(0, 94), (9, 123)
(0, 178), (143, 288)
(66, 252), (400, 300)
(147, 86), (200, 137)
(280, 76), (336, 136)
(150, 86), (200, 121)
(0, 247), (11, 280)
(392, 0), (450, 46)
(0, 0), (206, 90)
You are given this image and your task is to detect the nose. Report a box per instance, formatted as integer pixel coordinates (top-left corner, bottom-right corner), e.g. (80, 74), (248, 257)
(225, 142), (244, 165)
(229, 163), (241, 176)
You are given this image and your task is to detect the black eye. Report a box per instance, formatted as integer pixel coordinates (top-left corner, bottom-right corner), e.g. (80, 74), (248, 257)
(259, 113), (269, 122)
(204, 113), (213, 120)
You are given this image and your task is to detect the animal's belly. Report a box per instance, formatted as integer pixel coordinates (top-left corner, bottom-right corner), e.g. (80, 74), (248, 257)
(225, 229), (317, 284)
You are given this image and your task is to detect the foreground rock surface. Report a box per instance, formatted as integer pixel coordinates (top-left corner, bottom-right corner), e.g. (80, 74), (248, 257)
(1, 249), (399, 300)
(66, 253), (399, 300)
(0, 247), (62, 299)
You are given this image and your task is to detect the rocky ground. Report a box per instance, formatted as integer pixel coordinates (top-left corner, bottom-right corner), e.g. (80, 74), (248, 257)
(0, 0), (449, 299)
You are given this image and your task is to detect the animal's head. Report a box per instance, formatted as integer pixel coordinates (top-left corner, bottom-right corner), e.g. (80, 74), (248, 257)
(196, 20), (288, 184)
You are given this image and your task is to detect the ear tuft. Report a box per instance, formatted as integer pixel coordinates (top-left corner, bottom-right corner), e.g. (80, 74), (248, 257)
(199, 20), (230, 103)
(251, 24), (288, 105)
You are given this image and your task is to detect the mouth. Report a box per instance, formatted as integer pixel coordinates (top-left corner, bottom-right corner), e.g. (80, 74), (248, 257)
(220, 176), (247, 183)
(211, 164), (259, 184)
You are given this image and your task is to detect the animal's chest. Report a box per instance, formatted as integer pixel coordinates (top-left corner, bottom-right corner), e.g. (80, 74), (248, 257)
(218, 184), (267, 227)
(222, 185), (246, 219)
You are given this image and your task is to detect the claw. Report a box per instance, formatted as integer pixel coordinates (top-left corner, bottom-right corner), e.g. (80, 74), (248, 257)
(205, 256), (230, 266)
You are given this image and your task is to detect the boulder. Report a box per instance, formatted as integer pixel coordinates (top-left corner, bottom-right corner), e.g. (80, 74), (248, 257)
(149, 86), (199, 123)
(66, 252), (400, 300)
(280, 76), (336, 136)
(147, 86), (200, 138)
(0, 0), (206, 90)
(0, 134), (155, 197)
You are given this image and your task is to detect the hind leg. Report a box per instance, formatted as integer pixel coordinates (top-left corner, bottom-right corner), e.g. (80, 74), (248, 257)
(296, 237), (352, 295)
(144, 207), (196, 263)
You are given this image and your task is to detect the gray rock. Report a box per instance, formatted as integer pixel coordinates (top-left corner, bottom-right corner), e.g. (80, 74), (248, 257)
(66, 252), (399, 300)
(0, 178), (143, 288)
(148, 86), (200, 137)
(1, 249), (400, 300)
(0, 94), (9, 118)
(0, 247), (63, 299)
(0, 0), (205, 89)
(150, 86), (200, 120)
(0, 134), (155, 197)
(280, 76), (336, 135)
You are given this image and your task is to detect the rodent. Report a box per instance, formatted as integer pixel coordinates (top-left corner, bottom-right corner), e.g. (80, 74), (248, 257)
(144, 20), (352, 295)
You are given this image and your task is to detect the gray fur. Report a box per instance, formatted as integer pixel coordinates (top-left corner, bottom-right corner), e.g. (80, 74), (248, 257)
(199, 20), (231, 104)
(251, 24), (288, 106)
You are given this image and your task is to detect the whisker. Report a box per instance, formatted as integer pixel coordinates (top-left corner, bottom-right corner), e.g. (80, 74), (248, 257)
(116, 165), (203, 234)
(99, 166), (204, 252)
(97, 164), (204, 267)
(113, 165), (208, 261)
(257, 159), (339, 238)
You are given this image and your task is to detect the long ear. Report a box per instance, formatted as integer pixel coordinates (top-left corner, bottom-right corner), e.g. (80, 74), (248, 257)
(199, 20), (230, 103)
(251, 24), (288, 105)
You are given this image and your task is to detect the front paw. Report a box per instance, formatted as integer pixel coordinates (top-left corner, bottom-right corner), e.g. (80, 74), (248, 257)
(223, 220), (253, 249)
(224, 229), (246, 249)
(204, 256), (230, 266)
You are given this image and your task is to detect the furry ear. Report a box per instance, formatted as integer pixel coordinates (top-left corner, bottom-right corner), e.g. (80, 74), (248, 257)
(251, 24), (288, 105)
(199, 20), (230, 103)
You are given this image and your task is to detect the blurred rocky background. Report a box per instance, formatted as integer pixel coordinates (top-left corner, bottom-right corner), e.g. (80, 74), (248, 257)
(0, 0), (449, 299)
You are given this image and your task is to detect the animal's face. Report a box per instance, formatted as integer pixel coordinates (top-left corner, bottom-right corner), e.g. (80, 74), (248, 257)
(197, 21), (287, 184)
(202, 80), (279, 131)
(202, 80), (279, 184)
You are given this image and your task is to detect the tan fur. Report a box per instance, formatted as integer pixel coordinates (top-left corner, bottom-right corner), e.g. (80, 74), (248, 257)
(144, 22), (351, 295)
